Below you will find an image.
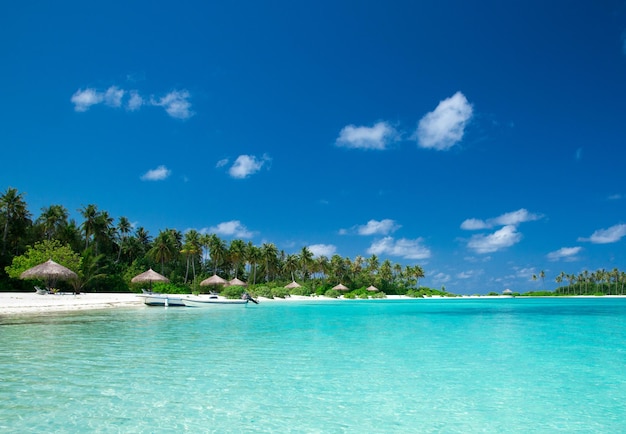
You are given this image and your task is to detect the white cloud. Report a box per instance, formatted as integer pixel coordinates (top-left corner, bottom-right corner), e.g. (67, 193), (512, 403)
(71, 86), (193, 119)
(547, 247), (582, 262)
(335, 121), (398, 150)
(414, 91), (473, 150)
(431, 272), (451, 284)
(461, 209), (542, 230)
(357, 219), (401, 236)
(228, 154), (270, 179)
(579, 224), (626, 244)
(104, 86), (124, 107)
(71, 88), (103, 112)
(208, 220), (254, 238)
(151, 90), (193, 119)
(367, 236), (431, 260)
(467, 225), (521, 254)
(127, 91), (143, 111)
(216, 158), (229, 168)
(460, 218), (489, 230)
(140, 165), (171, 181)
(309, 244), (337, 257)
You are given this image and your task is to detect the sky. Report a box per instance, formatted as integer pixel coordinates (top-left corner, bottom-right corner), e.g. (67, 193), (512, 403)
(2, 0), (626, 294)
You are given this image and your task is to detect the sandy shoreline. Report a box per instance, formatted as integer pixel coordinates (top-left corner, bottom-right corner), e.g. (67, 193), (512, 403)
(0, 292), (143, 316)
(2, 292), (622, 317)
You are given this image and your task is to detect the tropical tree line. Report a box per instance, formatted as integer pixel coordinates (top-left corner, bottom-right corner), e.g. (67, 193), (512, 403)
(0, 187), (427, 295)
(527, 268), (626, 296)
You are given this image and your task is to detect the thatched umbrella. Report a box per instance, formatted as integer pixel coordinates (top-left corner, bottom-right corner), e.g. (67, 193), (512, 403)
(332, 283), (349, 291)
(285, 280), (302, 289)
(366, 285), (379, 292)
(228, 277), (247, 287)
(20, 259), (78, 290)
(200, 274), (228, 286)
(131, 268), (169, 291)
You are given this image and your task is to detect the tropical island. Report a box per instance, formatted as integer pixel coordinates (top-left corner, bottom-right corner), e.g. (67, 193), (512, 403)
(2, 187), (625, 299)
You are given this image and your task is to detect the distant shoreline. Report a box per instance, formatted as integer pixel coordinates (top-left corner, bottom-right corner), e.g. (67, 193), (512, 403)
(2, 292), (625, 317)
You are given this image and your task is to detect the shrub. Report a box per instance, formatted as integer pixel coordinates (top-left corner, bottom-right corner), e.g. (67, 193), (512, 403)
(324, 289), (340, 298)
(271, 286), (290, 298)
(251, 286), (273, 298)
(221, 286), (245, 299)
(289, 285), (312, 296)
(151, 282), (190, 294)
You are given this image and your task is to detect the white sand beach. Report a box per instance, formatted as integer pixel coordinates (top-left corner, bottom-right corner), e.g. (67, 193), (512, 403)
(0, 292), (143, 315)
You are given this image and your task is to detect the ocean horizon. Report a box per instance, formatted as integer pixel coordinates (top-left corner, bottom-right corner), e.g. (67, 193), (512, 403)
(2, 297), (625, 432)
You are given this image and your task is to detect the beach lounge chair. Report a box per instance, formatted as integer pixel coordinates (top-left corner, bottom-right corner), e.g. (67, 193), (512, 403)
(35, 286), (49, 295)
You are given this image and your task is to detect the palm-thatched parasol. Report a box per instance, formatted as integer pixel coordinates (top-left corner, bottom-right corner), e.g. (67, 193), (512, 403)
(366, 285), (379, 292)
(20, 259), (78, 290)
(228, 277), (247, 287)
(131, 268), (169, 291)
(200, 274), (228, 286)
(285, 280), (302, 289)
(332, 283), (349, 291)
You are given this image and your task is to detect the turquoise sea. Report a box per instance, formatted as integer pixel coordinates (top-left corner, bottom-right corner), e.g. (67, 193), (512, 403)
(1, 297), (626, 433)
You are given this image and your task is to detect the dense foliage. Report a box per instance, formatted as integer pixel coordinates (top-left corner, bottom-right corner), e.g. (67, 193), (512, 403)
(0, 187), (430, 295)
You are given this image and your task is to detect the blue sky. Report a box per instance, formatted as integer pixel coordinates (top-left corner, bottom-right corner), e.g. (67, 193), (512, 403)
(2, 0), (626, 294)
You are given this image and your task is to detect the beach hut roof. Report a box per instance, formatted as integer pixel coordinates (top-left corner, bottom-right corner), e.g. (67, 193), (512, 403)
(366, 285), (379, 292)
(228, 277), (248, 287)
(332, 283), (349, 291)
(502, 288), (513, 294)
(200, 274), (228, 286)
(20, 259), (78, 281)
(285, 281), (302, 289)
(131, 268), (169, 284)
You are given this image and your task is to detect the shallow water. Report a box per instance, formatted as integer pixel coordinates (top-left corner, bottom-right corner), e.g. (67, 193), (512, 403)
(2, 298), (626, 432)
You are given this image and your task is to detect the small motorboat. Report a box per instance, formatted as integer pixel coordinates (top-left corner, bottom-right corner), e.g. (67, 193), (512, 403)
(182, 294), (249, 307)
(136, 291), (186, 307)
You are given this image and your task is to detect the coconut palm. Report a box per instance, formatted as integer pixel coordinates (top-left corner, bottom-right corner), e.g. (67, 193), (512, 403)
(299, 246), (314, 281)
(229, 239), (246, 279)
(246, 242), (261, 285)
(36, 204), (69, 240)
(79, 204), (99, 250)
(1, 187), (31, 256)
(261, 242), (279, 282)
(148, 229), (178, 274)
(115, 216), (132, 262)
(208, 234), (227, 276)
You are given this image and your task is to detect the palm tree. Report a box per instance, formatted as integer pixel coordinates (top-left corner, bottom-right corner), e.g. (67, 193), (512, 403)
(229, 239), (246, 279)
(36, 204), (69, 240)
(115, 216), (132, 262)
(539, 270), (545, 291)
(246, 242), (261, 285)
(148, 230), (177, 274)
(299, 246), (314, 281)
(181, 230), (201, 283)
(261, 243), (279, 281)
(0, 187), (30, 256)
(79, 204), (99, 250)
(284, 254), (299, 282)
(92, 210), (114, 255)
(208, 234), (227, 276)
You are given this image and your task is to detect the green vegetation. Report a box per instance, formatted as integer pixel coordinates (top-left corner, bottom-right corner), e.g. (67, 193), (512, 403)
(3, 187), (624, 298)
(0, 187), (435, 295)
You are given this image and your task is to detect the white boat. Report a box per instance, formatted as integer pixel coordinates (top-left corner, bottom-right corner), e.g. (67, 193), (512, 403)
(136, 292), (186, 307)
(182, 294), (254, 307)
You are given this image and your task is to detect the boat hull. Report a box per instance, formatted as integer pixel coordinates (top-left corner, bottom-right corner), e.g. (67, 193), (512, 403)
(137, 294), (186, 307)
(183, 296), (248, 307)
